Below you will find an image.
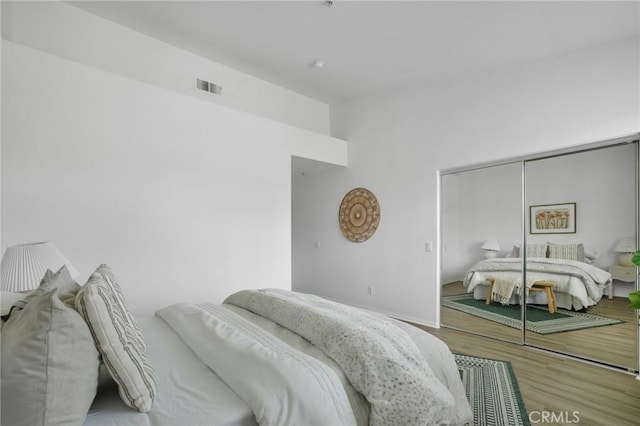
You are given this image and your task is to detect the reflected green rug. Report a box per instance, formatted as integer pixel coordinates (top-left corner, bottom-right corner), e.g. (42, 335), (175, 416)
(443, 294), (623, 335)
(455, 354), (530, 426)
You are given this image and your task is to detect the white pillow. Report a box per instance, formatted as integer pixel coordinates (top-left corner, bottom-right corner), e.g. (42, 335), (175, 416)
(583, 247), (600, 264)
(76, 265), (156, 413)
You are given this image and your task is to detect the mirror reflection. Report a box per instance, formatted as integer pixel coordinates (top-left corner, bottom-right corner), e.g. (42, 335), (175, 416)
(441, 141), (638, 372)
(524, 143), (637, 370)
(441, 162), (523, 343)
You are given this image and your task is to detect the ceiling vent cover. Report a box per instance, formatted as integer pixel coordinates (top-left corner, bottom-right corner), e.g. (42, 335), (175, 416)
(195, 78), (222, 95)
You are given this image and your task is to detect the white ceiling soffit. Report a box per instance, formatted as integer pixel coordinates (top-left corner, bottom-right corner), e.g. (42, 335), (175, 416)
(69, 1), (640, 103)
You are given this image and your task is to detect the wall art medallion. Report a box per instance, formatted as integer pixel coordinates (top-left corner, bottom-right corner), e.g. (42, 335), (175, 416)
(338, 187), (381, 242)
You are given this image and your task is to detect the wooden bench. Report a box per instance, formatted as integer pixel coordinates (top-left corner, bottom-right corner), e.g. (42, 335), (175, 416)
(529, 281), (557, 314)
(485, 278), (557, 313)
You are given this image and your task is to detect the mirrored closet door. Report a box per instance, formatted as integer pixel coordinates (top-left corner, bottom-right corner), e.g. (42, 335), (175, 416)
(440, 136), (639, 372)
(523, 143), (638, 371)
(440, 162), (523, 343)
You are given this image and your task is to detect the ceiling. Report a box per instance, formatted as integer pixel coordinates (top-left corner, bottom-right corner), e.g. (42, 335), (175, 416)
(68, 1), (639, 104)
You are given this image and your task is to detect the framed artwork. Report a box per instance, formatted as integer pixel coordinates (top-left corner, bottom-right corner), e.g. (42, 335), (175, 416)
(530, 202), (576, 234)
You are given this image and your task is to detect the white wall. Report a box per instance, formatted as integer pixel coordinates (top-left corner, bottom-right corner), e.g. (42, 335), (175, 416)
(293, 36), (639, 327)
(1, 1), (329, 134)
(2, 41), (346, 315)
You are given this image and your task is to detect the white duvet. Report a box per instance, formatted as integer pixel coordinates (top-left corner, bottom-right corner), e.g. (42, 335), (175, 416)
(157, 289), (472, 426)
(156, 303), (358, 426)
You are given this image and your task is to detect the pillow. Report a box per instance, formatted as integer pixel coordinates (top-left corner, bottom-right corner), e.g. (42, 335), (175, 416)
(510, 244), (548, 258)
(527, 243), (548, 258)
(583, 247), (600, 264)
(76, 265), (156, 412)
(547, 243), (584, 262)
(1, 286), (101, 426)
(2, 266), (77, 325)
(1, 292), (26, 316)
(11, 266), (78, 313)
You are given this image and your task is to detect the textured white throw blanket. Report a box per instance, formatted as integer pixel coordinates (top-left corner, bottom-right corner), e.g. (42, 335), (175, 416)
(224, 289), (456, 426)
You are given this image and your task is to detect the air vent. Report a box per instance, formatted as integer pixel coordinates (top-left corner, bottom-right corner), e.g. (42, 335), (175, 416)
(195, 78), (222, 95)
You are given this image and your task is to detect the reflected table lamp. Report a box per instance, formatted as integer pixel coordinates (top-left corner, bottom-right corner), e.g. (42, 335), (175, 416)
(614, 236), (637, 267)
(481, 239), (500, 259)
(0, 242), (79, 292)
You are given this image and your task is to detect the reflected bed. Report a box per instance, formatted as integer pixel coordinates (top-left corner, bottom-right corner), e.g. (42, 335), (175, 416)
(464, 254), (611, 310)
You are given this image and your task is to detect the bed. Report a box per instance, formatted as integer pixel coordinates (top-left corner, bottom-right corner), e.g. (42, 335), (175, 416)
(463, 243), (612, 310)
(1, 264), (472, 426)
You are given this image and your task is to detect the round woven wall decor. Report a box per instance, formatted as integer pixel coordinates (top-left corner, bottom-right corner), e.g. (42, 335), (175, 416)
(338, 187), (381, 242)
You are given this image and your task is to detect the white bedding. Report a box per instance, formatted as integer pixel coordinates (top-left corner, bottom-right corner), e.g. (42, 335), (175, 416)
(86, 291), (472, 426)
(157, 303), (360, 426)
(464, 257), (611, 309)
(84, 316), (256, 426)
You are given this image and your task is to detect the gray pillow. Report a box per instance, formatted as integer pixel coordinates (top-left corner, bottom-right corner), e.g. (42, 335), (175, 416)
(0, 292), (26, 316)
(9, 265), (78, 314)
(1, 287), (101, 426)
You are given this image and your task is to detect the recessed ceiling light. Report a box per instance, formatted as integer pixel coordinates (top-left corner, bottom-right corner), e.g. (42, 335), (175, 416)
(310, 60), (325, 69)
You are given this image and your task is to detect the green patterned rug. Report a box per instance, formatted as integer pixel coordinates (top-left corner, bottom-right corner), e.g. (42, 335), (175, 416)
(443, 293), (623, 335)
(455, 353), (530, 426)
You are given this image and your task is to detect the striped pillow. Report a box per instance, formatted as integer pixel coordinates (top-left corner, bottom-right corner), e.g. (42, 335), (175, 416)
(548, 243), (584, 262)
(76, 265), (156, 412)
(525, 243), (547, 258)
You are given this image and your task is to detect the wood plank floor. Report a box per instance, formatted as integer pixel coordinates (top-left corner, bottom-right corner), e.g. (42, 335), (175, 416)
(422, 326), (640, 426)
(441, 282), (637, 370)
(424, 282), (640, 425)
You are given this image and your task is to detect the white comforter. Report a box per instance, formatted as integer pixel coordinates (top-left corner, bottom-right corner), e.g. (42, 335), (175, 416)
(157, 289), (471, 426)
(464, 257), (611, 309)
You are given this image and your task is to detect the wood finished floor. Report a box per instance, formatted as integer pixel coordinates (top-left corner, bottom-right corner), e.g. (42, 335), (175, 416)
(422, 326), (640, 426)
(426, 282), (640, 425)
(441, 282), (637, 369)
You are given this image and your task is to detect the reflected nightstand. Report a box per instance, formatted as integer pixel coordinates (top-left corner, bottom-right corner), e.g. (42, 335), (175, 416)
(608, 265), (637, 299)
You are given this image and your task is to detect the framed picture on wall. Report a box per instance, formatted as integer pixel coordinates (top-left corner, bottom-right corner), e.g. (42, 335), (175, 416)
(530, 202), (576, 234)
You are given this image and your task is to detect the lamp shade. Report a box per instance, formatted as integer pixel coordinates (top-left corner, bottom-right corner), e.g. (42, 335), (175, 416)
(0, 242), (79, 292)
(481, 239), (500, 259)
(481, 239), (500, 252)
(614, 236), (636, 253)
(614, 236), (637, 266)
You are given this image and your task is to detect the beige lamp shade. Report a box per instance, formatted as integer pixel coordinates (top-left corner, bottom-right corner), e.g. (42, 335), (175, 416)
(614, 236), (636, 253)
(614, 236), (637, 267)
(0, 242), (79, 292)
